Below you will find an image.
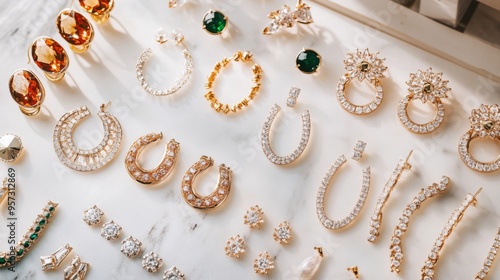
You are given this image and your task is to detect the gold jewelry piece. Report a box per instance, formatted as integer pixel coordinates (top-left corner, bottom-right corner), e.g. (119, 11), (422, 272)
(0, 134), (23, 162)
(368, 150), (413, 243)
(244, 205), (265, 229)
(254, 251), (274, 274)
(181, 156), (232, 210)
(202, 10), (228, 35)
(125, 132), (180, 185)
(351, 140), (366, 161)
(0, 201), (58, 268)
(474, 227), (500, 280)
(261, 88), (311, 165)
(121, 236), (142, 258)
(29, 36), (69, 81)
(83, 205), (104, 226)
(204, 51), (262, 114)
(390, 176), (450, 273)
(347, 266), (359, 278)
(168, 0), (184, 8)
(53, 103), (123, 172)
(420, 188), (482, 280)
(398, 68), (451, 133)
(459, 104), (500, 172)
(142, 252), (163, 273)
(287, 86), (300, 107)
(164, 267), (185, 280)
(8, 69), (45, 116)
(101, 220), (122, 240)
(316, 154), (371, 230)
(337, 49), (387, 115)
(0, 179), (7, 204)
(63, 256), (89, 280)
(273, 221), (292, 244)
(296, 247), (323, 279)
(296, 49), (321, 74)
(56, 9), (94, 53)
(225, 235), (245, 258)
(40, 244), (73, 271)
(136, 29), (193, 96)
(78, 0), (114, 23)
(263, 0), (313, 35)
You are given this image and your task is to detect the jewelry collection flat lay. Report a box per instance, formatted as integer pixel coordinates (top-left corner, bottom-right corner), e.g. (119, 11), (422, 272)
(2, 0), (499, 279)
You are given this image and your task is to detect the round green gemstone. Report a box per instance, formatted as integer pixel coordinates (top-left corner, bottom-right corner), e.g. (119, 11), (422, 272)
(30, 233), (38, 240)
(39, 219), (46, 226)
(16, 249), (23, 256)
(45, 213), (51, 219)
(203, 10), (227, 35)
(23, 241), (30, 248)
(296, 49), (321, 74)
(0, 257), (5, 264)
(35, 226), (41, 232)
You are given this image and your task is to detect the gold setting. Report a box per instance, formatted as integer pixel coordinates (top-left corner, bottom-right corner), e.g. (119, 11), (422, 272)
(244, 205), (265, 229)
(254, 251), (274, 274)
(225, 235), (245, 258)
(273, 221), (292, 244)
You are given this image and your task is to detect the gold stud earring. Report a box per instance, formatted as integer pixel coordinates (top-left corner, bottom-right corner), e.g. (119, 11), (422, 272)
(78, 0), (114, 23)
(296, 48), (321, 74)
(202, 10), (228, 35)
(8, 70), (45, 116)
(244, 205), (265, 229)
(225, 235), (246, 258)
(273, 221), (292, 244)
(0, 134), (23, 162)
(83, 205), (105, 226)
(29, 36), (70, 81)
(254, 252), (274, 274)
(56, 9), (94, 53)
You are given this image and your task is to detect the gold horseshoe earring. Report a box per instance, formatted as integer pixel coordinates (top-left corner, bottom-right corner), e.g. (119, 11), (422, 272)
(181, 156), (232, 210)
(125, 132), (180, 185)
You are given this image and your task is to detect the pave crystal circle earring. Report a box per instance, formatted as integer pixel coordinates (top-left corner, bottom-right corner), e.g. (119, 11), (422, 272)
(389, 176), (450, 273)
(205, 51), (262, 114)
(474, 227), (500, 280)
(398, 68), (451, 133)
(53, 103), (123, 172)
(202, 10), (228, 35)
(296, 48), (321, 74)
(78, 0), (114, 23)
(136, 29), (193, 96)
(337, 49), (387, 115)
(263, 0), (313, 35)
(181, 156), (232, 210)
(420, 188), (482, 280)
(125, 132), (180, 185)
(56, 9), (94, 53)
(459, 104), (500, 172)
(8, 70), (45, 116)
(0, 134), (23, 162)
(29, 36), (69, 81)
(367, 150), (413, 243)
(261, 87), (311, 165)
(316, 147), (371, 230)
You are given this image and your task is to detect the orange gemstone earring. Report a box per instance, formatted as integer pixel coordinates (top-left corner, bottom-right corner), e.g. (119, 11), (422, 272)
(78, 0), (114, 23)
(8, 69), (45, 116)
(56, 9), (94, 53)
(29, 37), (69, 81)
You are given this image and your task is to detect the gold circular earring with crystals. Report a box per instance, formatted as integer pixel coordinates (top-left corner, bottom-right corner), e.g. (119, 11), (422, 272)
(53, 103), (122, 172)
(125, 132), (180, 185)
(78, 0), (114, 23)
(181, 156), (232, 210)
(337, 48), (387, 115)
(398, 68), (451, 133)
(29, 36), (70, 81)
(459, 104), (500, 172)
(136, 29), (193, 96)
(204, 51), (262, 114)
(56, 9), (94, 53)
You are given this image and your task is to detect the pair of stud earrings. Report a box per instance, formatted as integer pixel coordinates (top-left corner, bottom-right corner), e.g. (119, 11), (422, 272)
(41, 244), (90, 280)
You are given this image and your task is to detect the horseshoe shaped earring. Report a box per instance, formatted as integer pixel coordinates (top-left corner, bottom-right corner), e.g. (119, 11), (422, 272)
(53, 102), (123, 172)
(181, 156), (232, 210)
(125, 132), (180, 185)
(260, 87), (311, 165)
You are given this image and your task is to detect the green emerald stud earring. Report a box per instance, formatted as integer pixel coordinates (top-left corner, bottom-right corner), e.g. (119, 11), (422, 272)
(202, 10), (228, 35)
(296, 48), (321, 74)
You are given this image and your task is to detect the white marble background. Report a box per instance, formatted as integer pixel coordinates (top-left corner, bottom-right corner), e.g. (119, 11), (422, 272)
(0, 0), (500, 279)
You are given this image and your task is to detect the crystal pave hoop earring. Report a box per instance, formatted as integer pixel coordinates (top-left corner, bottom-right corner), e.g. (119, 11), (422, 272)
(53, 103), (123, 172)
(261, 87), (311, 165)
(181, 156), (232, 210)
(337, 49), (387, 115)
(316, 150), (371, 230)
(136, 29), (193, 96)
(125, 132), (180, 185)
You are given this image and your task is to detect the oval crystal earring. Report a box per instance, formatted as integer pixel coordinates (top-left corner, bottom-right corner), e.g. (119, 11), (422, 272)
(56, 9), (94, 53)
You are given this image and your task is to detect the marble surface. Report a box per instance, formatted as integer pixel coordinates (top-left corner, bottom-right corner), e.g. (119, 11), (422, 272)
(1, 0), (500, 279)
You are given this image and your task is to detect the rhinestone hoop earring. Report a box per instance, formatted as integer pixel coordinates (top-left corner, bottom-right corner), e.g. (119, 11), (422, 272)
(125, 132), (180, 185)
(261, 87), (311, 165)
(53, 103), (123, 172)
(337, 49), (387, 115)
(316, 152), (371, 230)
(136, 29), (193, 96)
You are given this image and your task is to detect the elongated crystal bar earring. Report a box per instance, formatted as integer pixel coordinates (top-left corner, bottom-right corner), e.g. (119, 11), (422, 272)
(474, 227), (500, 280)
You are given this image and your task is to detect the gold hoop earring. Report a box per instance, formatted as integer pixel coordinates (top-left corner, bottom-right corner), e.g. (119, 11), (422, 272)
(337, 49), (387, 115)
(181, 156), (232, 210)
(29, 37), (69, 81)
(459, 104), (500, 172)
(53, 103), (123, 172)
(125, 132), (180, 185)
(398, 68), (451, 134)
(474, 227), (500, 280)
(204, 51), (262, 114)
(56, 9), (94, 53)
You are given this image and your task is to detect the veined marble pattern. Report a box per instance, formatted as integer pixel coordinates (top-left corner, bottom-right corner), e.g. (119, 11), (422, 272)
(0, 0), (500, 280)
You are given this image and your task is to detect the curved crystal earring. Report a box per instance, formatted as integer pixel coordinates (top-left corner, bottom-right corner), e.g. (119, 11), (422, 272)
(125, 132), (180, 185)
(181, 156), (232, 210)
(316, 151), (371, 230)
(261, 87), (311, 165)
(389, 176), (450, 273)
(474, 227), (500, 280)
(53, 102), (123, 172)
(136, 29), (193, 96)
(368, 150), (413, 243)
(420, 188), (482, 280)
